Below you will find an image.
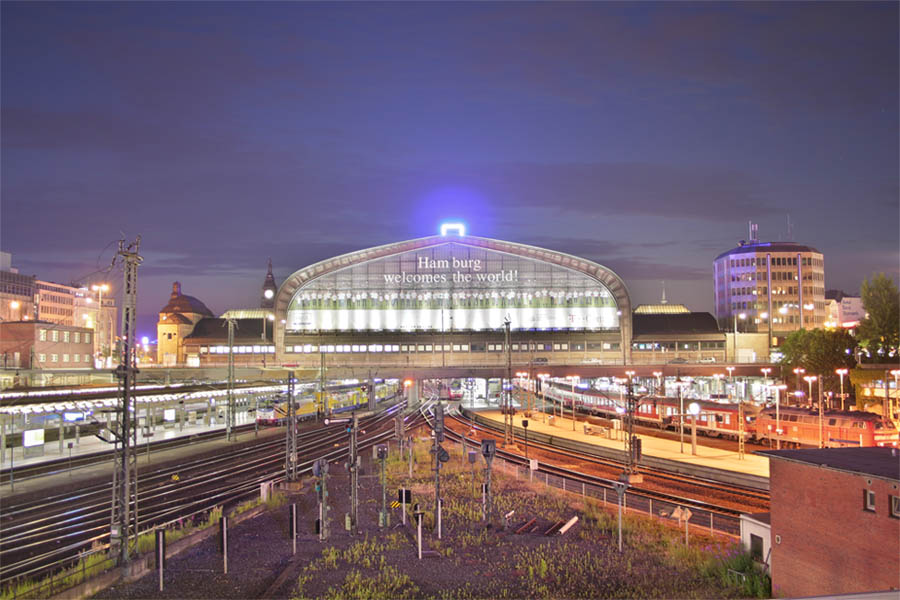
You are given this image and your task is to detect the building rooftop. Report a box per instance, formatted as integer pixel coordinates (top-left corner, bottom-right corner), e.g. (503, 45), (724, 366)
(159, 282), (214, 317)
(634, 304), (690, 314)
(715, 241), (821, 261)
(632, 312), (721, 336)
(184, 318), (273, 343)
(756, 447), (900, 481)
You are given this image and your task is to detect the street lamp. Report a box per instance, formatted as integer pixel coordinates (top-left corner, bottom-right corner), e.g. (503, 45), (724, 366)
(652, 371), (663, 396)
(793, 367), (806, 405)
(890, 369), (900, 421)
(769, 384), (787, 449)
(567, 375), (579, 431)
(760, 368), (771, 402)
(674, 379), (688, 453)
(712, 373), (724, 397)
(688, 402), (700, 455)
(803, 375), (817, 405)
(835, 368), (849, 411)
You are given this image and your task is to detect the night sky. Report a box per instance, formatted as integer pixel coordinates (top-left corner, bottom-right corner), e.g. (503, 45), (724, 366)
(2, 2), (897, 339)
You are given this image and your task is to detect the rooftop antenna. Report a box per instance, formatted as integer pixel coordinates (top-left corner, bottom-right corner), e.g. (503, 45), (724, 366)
(786, 214), (793, 241)
(660, 281), (668, 305)
(749, 221), (759, 243)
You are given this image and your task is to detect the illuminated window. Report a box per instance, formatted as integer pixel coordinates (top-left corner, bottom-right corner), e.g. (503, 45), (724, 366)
(63, 331), (70, 343)
(39, 353), (46, 363)
(74, 332), (80, 343)
(39, 329), (47, 341)
(51, 330), (59, 342)
(891, 496), (900, 519)
(51, 354), (58, 362)
(85, 332), (91, 344)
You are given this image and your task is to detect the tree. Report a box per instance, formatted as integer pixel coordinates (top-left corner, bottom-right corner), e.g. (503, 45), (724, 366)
(857, 273), (899, 361)
(779, 328), (857, 395)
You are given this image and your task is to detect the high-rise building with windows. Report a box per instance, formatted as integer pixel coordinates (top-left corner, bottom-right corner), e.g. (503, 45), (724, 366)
(714, 236), (826, 345)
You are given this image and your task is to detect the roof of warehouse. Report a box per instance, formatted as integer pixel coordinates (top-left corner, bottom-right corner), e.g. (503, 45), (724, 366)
(757, 447), (900, 481)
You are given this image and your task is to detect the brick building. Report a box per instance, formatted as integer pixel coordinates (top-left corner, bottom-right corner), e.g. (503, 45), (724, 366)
(758, 447), (899, 597)
(0, 321), (95, 369)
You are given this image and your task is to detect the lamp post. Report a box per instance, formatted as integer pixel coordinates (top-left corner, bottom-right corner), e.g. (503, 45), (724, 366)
(835, 368), (848, 411)
(568, 376), (579, 431)
(712, 373), (724, 397)
(803, 374), (820, 446)
(676, 379), (686, 454)
(804, 375), (817, 405)
(890, 369), (900, 421)
(652, 371), (663, 397)
(688, 402), (700, 455)
(793, 367), (806, 405)
(760, 368), (771, 403)
(770, 384), (787, 449)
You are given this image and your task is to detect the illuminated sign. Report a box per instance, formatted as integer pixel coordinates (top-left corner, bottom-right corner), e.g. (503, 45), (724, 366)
(164, 409), (176, 422)
(23, 429), (45, 447)
(63, 412), (84, 422)
(287, 242), (619, 332)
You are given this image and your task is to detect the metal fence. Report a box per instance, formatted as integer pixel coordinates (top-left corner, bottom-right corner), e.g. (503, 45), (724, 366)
(494, 455), (741, 537)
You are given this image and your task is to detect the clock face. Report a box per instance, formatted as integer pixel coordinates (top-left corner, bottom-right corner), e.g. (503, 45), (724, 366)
(264, 289), (274, 299)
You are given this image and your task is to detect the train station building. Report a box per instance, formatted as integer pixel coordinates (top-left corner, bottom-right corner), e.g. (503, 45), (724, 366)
(158, 230), (768, 378)
(161, 227), (769, 372)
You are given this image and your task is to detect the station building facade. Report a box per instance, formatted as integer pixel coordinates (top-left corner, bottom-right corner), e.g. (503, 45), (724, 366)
(270, 234), (632, 367)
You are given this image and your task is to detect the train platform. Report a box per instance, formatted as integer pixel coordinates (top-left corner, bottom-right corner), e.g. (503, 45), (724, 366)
(0, 401), (325, 498)
(470, 407), (770, 479)
(0, 424), (288, 500)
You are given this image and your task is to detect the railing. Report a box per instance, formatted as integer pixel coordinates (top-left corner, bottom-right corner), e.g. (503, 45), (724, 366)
(490, 453), (741, 537)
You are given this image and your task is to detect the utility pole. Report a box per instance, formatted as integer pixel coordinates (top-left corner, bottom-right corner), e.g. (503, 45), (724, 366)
(111, 236), (142, 566)
(433, 402), (448, 539)
(621, 374), (643, 484)
(225, 318), (236, 441)
(285, 372), (297, 481)
(319, 351), (327, 420)
(503, 317), (513, 446)
(314, 459), (329, 541)
(349, 413), (359, 533)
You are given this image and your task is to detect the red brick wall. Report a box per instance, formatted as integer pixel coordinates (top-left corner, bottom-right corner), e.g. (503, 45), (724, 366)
(770, 459), (900, 597)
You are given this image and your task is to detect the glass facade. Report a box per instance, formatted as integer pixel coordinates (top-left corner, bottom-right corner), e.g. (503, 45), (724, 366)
(286, 242), (619, 332)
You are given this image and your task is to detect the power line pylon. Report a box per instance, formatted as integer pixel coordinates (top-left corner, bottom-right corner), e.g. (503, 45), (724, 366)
(111, 236), (142, 565)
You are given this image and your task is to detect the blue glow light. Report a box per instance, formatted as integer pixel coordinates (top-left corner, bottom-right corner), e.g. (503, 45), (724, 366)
(440, 222), (466, 236)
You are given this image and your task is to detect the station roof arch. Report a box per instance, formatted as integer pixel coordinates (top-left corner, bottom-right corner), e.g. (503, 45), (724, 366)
(273, 234), (632, 356)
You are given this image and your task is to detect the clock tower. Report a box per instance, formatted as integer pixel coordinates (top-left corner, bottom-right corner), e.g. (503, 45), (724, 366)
(261, 258), (277, 309)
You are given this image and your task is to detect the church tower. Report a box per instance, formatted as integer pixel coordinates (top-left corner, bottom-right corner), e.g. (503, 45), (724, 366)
(261, 258), (277, 308)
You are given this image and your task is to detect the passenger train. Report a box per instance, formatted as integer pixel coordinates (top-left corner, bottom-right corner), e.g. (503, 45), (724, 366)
(539, 383), (899, 448)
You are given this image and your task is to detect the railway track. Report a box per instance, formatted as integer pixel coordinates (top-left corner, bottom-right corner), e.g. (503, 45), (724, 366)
(0, 401), (413, 588)
(438, 405), (769, 514)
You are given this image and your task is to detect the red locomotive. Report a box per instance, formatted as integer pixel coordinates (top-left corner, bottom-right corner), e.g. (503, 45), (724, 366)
(754, 405), (898, 448)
